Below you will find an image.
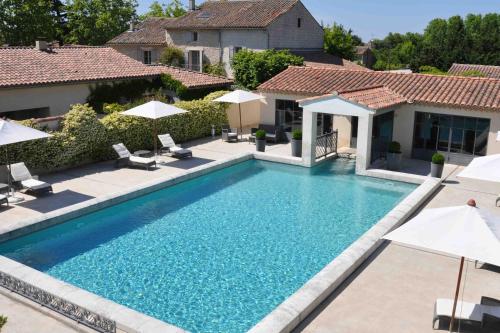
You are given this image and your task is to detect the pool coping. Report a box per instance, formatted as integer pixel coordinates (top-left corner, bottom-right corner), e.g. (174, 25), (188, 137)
(0, 153), (441, 333)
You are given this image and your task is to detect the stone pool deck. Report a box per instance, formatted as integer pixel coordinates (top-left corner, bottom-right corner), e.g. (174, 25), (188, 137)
(294, 165), (500, 333)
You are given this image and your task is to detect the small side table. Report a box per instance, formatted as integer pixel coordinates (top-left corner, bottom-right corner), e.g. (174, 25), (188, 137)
(133, 150), (153, 158)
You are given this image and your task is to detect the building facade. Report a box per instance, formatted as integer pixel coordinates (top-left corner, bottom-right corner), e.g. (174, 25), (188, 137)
(108, 0), (325, 77)
(256, 66), (500, 173)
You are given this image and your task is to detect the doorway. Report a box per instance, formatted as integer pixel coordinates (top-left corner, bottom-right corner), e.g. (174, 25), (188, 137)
(371, 111), (394, 162)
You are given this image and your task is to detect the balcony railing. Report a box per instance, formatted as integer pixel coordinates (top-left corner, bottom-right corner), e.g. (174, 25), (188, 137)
(315, 130), (338, 160)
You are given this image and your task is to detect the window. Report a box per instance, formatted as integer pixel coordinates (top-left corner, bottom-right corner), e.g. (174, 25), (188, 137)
(1, 107), (50, 121)
(143, 50), (152, 65)
(412, 111), (490, 161)
(192, 31), (198, 42)
(297, 18), (302, 28)
(188, 50), (201, 72)
(275, 100), (303, 132)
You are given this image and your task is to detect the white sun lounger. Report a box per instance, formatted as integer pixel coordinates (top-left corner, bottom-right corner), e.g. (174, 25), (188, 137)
(433, 298), (500, 329)
(112, 143), (156, 170)
(0, 194), (7, 207)
(158, 134), (192, 159)
(10, 162), (53, 195)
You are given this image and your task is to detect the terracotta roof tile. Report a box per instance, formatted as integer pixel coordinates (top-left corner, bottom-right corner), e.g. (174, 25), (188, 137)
(448, 63), (500, 79)
(0, 46), (232, 89)
(107, 18), (172, 45)
(337, 86), (407, 110)
(163, 0), (299, 30)
(258, 66), (500, 112)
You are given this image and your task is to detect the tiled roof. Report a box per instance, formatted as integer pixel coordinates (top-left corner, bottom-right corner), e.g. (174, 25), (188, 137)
(162, 0), (299, 30)
(107, 18), (171, 45)
(0, 46), (232, 89)
(155, 65), (232, 89)
(448, 63), (500, 79)
(337, 86), (407, 110)
(258, 66), (500, 112)
(291, 50), (370, 71)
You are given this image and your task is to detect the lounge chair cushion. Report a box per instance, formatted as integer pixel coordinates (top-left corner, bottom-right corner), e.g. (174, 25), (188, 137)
(159, 134), (193, 157)
(21, 179), (52, 191)
(435, 299), (484, 323)
(10, 162), (32, 182)
(129, 156), (155, 164)
(113, 143), (131, 159)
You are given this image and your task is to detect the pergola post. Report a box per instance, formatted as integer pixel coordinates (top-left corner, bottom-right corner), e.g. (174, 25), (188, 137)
(302, 110), (318, 167)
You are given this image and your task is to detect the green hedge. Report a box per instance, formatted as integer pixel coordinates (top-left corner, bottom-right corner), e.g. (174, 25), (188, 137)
(0, 91), (229, 172)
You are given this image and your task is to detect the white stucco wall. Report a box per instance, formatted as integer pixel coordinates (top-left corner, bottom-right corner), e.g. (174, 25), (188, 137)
(393, 104), (500, 158)
(110, 45), (165, 64)
(0, 84), (92, 118)
(267, 1), (324, 50)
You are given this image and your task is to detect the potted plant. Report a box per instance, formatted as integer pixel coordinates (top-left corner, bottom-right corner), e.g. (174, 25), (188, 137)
(387, 141), (402, 171)
(255, 129), (266, 152)
(291, 129), (302, 157)
(431, 152), (445, 178)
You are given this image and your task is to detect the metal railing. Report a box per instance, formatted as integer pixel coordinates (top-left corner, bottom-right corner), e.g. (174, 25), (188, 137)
(315, 130), (338, 160)
(0, 271), (116, 333)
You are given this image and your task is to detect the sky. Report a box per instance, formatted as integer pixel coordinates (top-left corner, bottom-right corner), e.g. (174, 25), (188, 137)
(136, 0), (500, 41)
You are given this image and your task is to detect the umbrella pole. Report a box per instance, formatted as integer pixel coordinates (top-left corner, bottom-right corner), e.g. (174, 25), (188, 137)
(449, 256), (465, 332)
(153, 119), (158, 158)
(239, 103), (243, 141)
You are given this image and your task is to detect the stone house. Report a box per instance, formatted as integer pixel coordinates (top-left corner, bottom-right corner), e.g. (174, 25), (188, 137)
(108, 0), (326, 77)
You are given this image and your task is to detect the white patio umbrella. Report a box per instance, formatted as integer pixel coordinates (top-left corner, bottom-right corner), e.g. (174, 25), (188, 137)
(383, 200), (500, 332)
(457, 154), (500, 183)
(121, 101), (188, 156)
(0, 119), (52, 202)
(213, 90), (264, 140)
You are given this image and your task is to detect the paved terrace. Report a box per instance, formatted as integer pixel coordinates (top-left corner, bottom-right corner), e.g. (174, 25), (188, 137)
(0, 136), (499, 333)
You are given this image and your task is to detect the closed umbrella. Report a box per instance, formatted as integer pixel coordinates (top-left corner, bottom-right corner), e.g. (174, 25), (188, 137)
(457, 154), (500, 183)
(383, 200), (500, 332)
(0, 119), (52, 202)
(213, 90), (264, 140)
(121, 101), (188, 157)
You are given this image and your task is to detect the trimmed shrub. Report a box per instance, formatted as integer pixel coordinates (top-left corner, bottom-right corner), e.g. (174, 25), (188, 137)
(203, 63), (226, 77)
(292, 129), (302, 140)
(432, 152), (445, 165)
(388, 141), (402, 154)
(255, 130), (266, 140)
(160, 46), (185, 67)
(0, 92), (230, 172)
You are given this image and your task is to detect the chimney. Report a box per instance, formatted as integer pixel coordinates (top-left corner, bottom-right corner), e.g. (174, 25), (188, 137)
(189, 0), (196, 11)
(129, 21), (136, 32)
(35, 40), (48, 51)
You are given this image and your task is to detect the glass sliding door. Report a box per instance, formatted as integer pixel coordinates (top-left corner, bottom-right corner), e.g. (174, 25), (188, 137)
(371, 111), (394, 162)
(275, 100), (303, 133)
(412, 111), (490, 163)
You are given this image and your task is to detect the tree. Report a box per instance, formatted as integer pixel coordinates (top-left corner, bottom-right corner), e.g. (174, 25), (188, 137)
(0, 0), (58, 46)
(65, 0), (138, 45)
(160, 46), (185, 67)
(232, 49), (303, 90)
(323, 23), (360, 60)
(140, 0), (186, 20)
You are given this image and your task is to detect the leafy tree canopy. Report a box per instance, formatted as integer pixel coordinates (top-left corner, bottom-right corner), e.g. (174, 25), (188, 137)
(232, 49), (303, 90)
(139, 0), (186, 20)
(324, 23), (362, 60)
(65, 0), (138, 45)
(372, 13), (500, 72)
(160, 46), (185, 67)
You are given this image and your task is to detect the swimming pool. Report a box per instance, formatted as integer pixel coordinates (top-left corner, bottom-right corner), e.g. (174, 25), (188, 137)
(0, 159), (416, 333)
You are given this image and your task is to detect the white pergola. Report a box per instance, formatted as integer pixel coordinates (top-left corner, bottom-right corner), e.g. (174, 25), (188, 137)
(299, 94), (376, 174)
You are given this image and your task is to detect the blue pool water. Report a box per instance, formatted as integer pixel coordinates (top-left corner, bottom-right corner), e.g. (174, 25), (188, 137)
(0, 160), (415, 333)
